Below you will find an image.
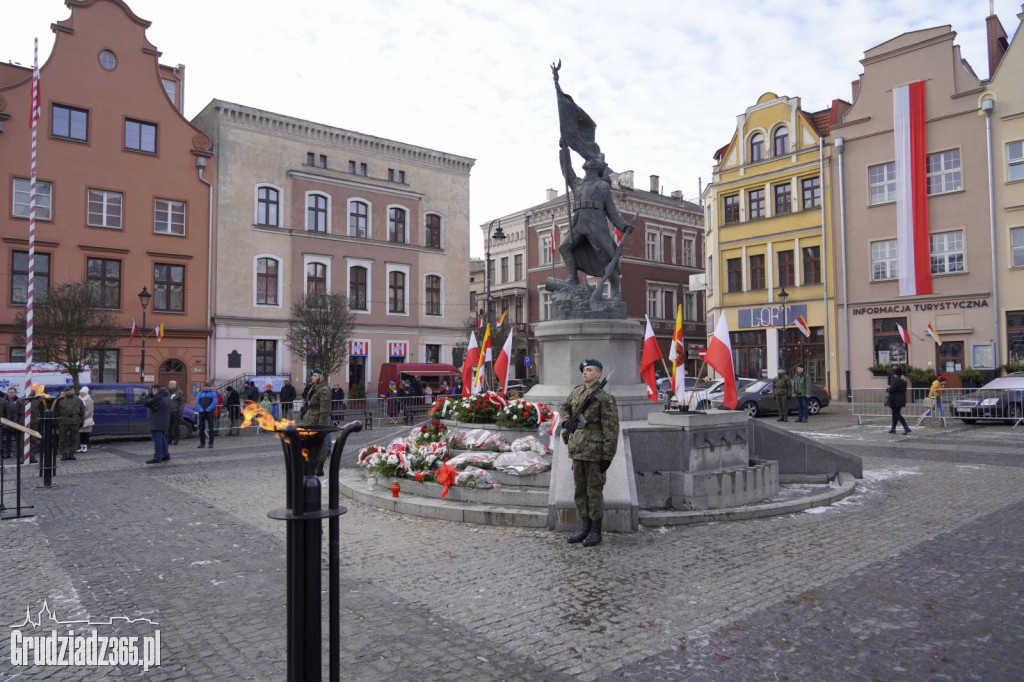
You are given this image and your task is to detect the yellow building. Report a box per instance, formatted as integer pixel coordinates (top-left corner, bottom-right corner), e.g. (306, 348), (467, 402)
(703, 93), (848, 395)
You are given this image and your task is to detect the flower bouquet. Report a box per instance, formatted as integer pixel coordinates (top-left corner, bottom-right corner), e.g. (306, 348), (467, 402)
(493, 451), (551, 476)
(441, 392), (506, 423)
(455, 466), (497, 489)
(414, 420), (448, 445)
(495, 399), (553, 429)
(447, 451), (499, 470)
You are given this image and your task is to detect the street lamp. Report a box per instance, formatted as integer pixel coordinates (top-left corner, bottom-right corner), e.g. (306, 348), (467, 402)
(777, 286), (789, 371)
(138, 286), (151, 382)
(484, 219), (506, 326)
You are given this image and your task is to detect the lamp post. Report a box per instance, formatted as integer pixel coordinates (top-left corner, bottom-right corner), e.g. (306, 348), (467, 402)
(138, 286), (151, 382)
(777, 286), (789, 371)
(484, 219), (507, 326)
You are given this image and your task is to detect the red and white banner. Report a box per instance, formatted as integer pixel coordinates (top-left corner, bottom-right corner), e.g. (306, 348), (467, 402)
(706, 315), (737, 409)
(461, 332), (479, 397)
(896, 323), (911, 344)
(388, 341), (407, 357)
(550, 216), (558, 254)
(640, 315), (663, 402)
(493, 329), (514, 394)
(348, 340), (368, 356)
(893, 81), (932, 297)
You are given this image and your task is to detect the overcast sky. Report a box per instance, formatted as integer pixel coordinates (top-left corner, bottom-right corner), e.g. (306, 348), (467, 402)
(4, 0), (1021, 255)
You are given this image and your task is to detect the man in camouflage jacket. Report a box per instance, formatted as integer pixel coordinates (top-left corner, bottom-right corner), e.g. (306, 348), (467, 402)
(302, 368), (332, 474)
(55, 386), (84, 461)
(559, 358), (619, 547)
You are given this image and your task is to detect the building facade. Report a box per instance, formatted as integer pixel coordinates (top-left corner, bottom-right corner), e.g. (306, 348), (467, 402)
(704, 94), (845, 392)
(0, 0), (214, 396)
(192, 100), (473, 394)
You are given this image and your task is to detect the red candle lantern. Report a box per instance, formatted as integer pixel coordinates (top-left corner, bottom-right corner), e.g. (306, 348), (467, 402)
(391, 481), (401, 497)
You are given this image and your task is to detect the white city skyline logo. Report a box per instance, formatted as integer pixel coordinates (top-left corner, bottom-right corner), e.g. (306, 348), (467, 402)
(12, 600), (159, 629)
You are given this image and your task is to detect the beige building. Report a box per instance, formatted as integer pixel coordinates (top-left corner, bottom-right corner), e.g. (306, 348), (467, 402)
(192, 100), (473, 392)
(831, 26), (995, 391)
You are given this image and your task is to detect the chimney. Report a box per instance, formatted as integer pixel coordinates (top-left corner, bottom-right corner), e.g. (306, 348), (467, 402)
(851, 79), (861, 103)
(671, 190), (683, 200)
(618, 170), (634, 189)
(650, 175), (660, 193)
(986, 12), (1009, 78)
(546, 188), (558, 202)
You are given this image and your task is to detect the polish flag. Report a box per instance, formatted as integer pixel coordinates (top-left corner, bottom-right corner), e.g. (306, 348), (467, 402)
(550, 216), (558, 254)
(896, 323), (911, 344)
(493, 329), (514, 394)
(548, 411), (561, 437)
(794, 315), (811, 338)
(640, 315), (663, 402)
(894, 81), (932, 297)
(705, 315), (737, 409)
(461, 332), (479, 397)
(127, 319), (139, 345)
(926, 322), (942, 346)
(475, 312), (483, 332)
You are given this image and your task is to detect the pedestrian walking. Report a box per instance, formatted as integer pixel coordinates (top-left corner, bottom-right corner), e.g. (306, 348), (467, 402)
(144, 384), (172, 464)
(55, 386), (84, 461)
(195, 381), (218, 448)
(77, 386), (94, 453)
(773, 367), (792, 421)
(916, 375), (948, 428)
(886, 366), (912, 434)
(166, 380), (186, 445)
(302, 368), (332, 475)
(279, 379), (297, 419)
(792, 364), (812, 422)
(560, 358), (620, 547)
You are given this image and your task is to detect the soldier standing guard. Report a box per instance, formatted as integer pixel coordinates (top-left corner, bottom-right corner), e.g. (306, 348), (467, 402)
(773, 367), (792, 421)
(559, 359), (619, 547)
(166, 380), (186, 445)
(55, 386), (84, 461)
(302, 368), (332, 476)
(14, 391), (42, 463)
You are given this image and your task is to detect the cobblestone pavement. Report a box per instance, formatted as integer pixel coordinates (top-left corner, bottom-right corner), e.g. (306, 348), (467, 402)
(1, 412), (1022, 680)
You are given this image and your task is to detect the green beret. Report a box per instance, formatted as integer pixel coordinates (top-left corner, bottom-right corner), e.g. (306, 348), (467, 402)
(310, 368), (324, 376)
(579, 358), (603, 372)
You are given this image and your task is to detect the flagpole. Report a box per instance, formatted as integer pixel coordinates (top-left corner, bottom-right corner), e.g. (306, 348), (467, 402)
(684, 361), (708, 409)
(23, 38), (40, 463)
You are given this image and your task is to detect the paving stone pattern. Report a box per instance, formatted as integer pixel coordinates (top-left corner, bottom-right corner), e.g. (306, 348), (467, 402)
(1, 414), (1022, 680)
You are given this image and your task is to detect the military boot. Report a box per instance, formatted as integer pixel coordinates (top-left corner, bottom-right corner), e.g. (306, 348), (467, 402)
(567, 518), (592, 544)
(582, 519), (603, 547)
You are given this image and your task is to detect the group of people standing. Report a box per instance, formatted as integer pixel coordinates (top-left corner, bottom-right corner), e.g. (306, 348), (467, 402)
(771, 364), (814, 422)
(0, 385), (95, 463)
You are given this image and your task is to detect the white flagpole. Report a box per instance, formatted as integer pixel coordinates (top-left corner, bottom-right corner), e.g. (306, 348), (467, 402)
(23, 38), (41, 463)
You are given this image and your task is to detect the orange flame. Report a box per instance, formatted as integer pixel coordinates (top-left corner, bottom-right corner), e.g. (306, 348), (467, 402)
(30, 384), (46, 397)
(240, 401), (295, 432)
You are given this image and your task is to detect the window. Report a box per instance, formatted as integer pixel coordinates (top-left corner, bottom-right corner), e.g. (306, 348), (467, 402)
(349, 201), (368, 238)
(306, 152), (315, 165)
(540, 291), (552, 321)
(540, 233), (552, 266)
(100, 50), (117, 70)
(500, 257), (509, 283)
(514, 254), (523, 280)
(161, 78), (175, 102)
(646, 285), (675, 319)
(749, 254), (766, 290)
(11, 251), (50, 305)
(425, 344), (440, 364)
(774, 183), (791, 215)
(773, 127), (788, 156)
(318, 154), (327, 168)
(873, 317), (908, 366)
(256, 257), (279, 305)
(88, 189), (122, 228)
(349, 266), (368, 310)
(388, 207), (406, 243)
(124, 119), (157, 153)
(802, 246), (821, 285)
(1012, 228), (1024, 268)
(684, 291), (698, 321)
(425, 275), (441, 316)
(777, 250), (794, 288)
(726, 257), (742, 292)
(647, 288), (659, 319)
(256, 186), (279, 227)
(154, 198), (185, 235)
(425, 214), (441, 248)
(85, 349), (118, 383)
(930, 231), (964, 274)
(256, 340), (277, 375)
(1008, 141), (1024, 182)
(87, 258), (120, 309)
(682, 236), (695, 267)
(749, 133), (764, 162)
(398, 170), (405, 183)
(306, 262), (327, 295)
(388, 271), (406, 313)
(646, 231), (658, 260)
(307, 194), (328, 232)
(868, 162), (896, 205)
(360, 162), (368, 176)
(801, 177), (821, 210)
(388, 169), (395, 182)
(723, 195), (739, 225)
(871, 239), (898, 281)
(52, 104), (88, 141)
(926, 150), (961, 195)
(153, 263), (184, 312)
(12, 178), (52, 220)
(748, 188), (765, 219)
(348, 160), (356, 174)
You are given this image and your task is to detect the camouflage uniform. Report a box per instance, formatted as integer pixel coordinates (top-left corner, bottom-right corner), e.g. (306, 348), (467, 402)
(302, 380), (332, 466)
(55, 393), (84, 459)
(13, 396), (43, 462)
(167, 387), (186, 444)
(560, 383), (619, 521)
(772, 371), (792, 420)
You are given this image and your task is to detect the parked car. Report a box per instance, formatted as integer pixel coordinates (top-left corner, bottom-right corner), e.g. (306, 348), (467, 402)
(952, 373), (1024, 424)
(679, 377), (758, 410)
(657, 376), (698, 402)
(42, 383), (197, 439)
(711, 379), (831, 418)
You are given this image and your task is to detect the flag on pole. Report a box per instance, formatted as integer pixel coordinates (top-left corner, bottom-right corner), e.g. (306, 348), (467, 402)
(155, 323), (164, 343)
(475, 312), (483, 332)
(128, 320), (139, 345)
(705, 315), (738, 409)
(893, 81), (932, 297)
(23, 39), (42, 464)
(668, 304), (687, 403)
(794, 315), (811, 339)
(640, 315), (663, 402)
(896, 323), (911, 344)
(926, 322), (942, 346)
(29, 52), (41, 129)
(473, 325), (492, 393)
(493, 329), (514, 394)
(495, 310), (508, 328)
(461, 332), (479, 397)
(548, 411), (561, 437)
(550, 216), (558, 254)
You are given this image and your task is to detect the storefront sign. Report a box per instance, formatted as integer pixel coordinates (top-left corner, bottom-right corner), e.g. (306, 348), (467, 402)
(737, 304), (808, 329)
(850, 298), (989, 315)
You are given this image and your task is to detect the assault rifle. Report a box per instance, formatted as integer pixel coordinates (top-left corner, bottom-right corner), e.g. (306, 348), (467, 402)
(561, 376), (609, 445)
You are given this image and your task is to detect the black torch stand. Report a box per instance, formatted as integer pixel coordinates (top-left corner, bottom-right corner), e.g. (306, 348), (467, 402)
(268, 420), (362, 682)
(39, 410), (58, 487)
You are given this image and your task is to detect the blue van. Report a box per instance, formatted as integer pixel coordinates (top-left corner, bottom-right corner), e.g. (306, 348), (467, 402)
(42, 383), (197, 439)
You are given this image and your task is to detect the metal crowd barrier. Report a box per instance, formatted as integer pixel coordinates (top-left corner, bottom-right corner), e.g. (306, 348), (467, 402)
(850, 387), (1024, 428)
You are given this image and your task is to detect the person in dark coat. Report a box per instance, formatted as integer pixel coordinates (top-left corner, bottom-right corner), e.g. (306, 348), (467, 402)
(279, 379), (297, 419)
(224, 386), (241, 435)
(885, 367), (911, 435)
(145, 384), (172, 463)
(246, 381), (260, 403)
(1, 387), (18, 458)
(55, 386), (84, 461)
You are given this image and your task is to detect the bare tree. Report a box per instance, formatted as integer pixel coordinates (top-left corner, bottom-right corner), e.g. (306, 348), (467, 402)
(284, 293), (355, 383)
(14, 282), (122, 390)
